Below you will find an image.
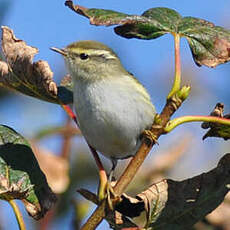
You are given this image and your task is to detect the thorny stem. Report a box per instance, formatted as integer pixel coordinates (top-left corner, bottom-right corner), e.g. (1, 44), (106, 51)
(165, 115), (230, 133)
(8, 200), (26, 230)
(167, 33), (181, 99)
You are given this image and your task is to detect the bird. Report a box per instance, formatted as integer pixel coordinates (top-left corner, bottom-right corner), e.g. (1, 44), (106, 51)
(51, 40), (156, 178)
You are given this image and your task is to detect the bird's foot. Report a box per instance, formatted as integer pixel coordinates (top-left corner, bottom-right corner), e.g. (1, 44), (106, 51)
(98, 179), (120, 210)
(106, 180), (120, 210)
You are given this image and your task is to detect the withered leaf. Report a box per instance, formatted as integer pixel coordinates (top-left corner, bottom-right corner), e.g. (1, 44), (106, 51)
(179, 17), (230, 67)
(65, 0), (230, 68)
(115, 153), (230, 229)
(0, 26), (73, 104)
(0, 125), (57, 220)
(201, 103), (230, 140)
(65, 1), (129, 26)
(201, 103), (224, 129)
(202, 120), (230, 140)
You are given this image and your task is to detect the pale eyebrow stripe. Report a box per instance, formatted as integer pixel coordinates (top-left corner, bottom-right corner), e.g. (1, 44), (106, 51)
(71, 48), (117, 60)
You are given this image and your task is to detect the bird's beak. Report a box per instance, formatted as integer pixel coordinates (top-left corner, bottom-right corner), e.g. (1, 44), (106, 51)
(50, 47), (67, 56)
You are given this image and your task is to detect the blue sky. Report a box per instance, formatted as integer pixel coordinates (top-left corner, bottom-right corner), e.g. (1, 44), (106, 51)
(1, 0), (230, 229)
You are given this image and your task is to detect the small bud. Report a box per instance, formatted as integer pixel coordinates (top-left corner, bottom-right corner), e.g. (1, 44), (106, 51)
(177, 85), (191, 101)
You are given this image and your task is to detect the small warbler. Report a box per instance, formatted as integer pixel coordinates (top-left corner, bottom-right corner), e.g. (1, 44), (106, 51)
(51, 41), (156, 173)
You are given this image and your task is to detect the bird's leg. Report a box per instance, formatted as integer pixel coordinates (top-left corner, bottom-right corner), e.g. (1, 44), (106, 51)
(88, 147), (119, 209)
(88, 145), (120, 210)
(87, 145), (109, 202)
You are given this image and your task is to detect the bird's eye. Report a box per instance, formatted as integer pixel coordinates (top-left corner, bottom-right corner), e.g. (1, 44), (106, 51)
(79, 53), (89, 60)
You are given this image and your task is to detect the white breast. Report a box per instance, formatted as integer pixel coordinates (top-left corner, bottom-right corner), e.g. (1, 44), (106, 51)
(73, 76), (155, 160)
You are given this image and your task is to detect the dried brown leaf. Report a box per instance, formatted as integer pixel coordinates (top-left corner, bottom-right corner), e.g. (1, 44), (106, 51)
(201, 103), (224, 129)
(202, 103), (230, 140)
(0, 26), (58, 102)
(115, 153), (230, 229)
(0, 26), (73, 104)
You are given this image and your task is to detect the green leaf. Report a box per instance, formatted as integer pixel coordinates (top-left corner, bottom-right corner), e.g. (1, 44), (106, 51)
(115, 8), (181, 40)
(65, 0), (230, 67)
(0, 26), (73, 104)
(179, 17), (230, 67)
(0, 125), (57, 220)
(115, 154), (230, 229)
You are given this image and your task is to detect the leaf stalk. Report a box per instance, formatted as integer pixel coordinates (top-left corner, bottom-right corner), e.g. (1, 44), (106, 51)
(165, 115), (230, 133)
(8, 200), (26, 230)
(168, 33), (181, 99)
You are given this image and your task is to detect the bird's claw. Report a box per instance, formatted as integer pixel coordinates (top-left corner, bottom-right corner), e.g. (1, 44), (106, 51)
(106, 181), (120, 210)
(98, 180), (120, 210)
